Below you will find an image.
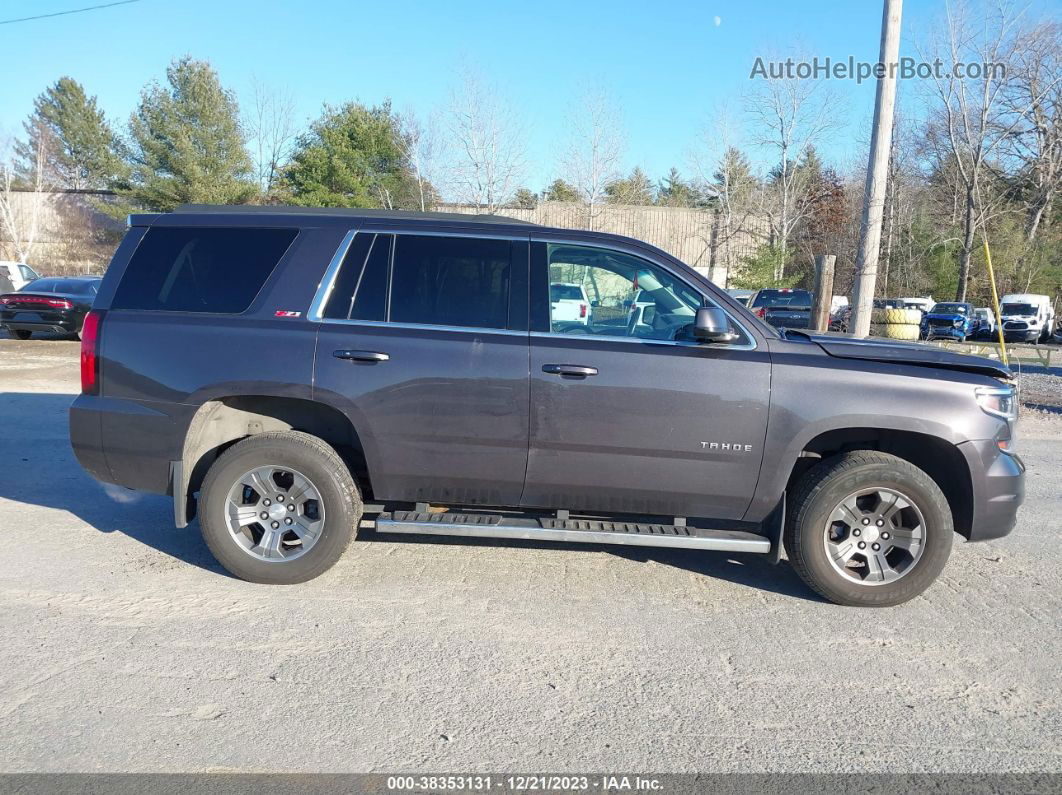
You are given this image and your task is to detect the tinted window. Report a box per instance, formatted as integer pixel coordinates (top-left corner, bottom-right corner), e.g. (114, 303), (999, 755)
(323, 233), (391, 321)
(112, 227), (296, 313)
(21, 278), (95, 294)
(390, 235), (510, 329)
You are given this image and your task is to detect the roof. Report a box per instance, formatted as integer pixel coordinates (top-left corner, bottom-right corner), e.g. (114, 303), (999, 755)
(172, 204), (536, 226)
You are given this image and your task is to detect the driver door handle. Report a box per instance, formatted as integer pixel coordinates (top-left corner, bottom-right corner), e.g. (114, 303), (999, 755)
(543, 364), (598, 377)
(334, 350), (389, 363)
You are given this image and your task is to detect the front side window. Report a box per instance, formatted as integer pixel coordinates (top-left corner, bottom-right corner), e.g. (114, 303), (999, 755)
(19, 264), (40, 281)
(112, 226), (297, 313)
(542, 243), (708, 342)
(389, 235), (511, 329)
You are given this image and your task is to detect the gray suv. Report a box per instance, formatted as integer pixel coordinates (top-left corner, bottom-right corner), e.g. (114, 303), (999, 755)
(69, 206), (1025, 606)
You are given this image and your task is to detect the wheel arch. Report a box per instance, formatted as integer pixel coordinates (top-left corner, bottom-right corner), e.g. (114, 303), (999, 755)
(179, 395), (375, 522)
(785, 427), (974, 540)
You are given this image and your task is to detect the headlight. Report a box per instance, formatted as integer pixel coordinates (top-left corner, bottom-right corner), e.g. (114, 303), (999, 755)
(976, 385), (1018, 422)
(953, 319), (963, 327)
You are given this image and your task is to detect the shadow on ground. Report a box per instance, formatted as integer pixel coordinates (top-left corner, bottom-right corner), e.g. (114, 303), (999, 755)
(0, 391), (820, 601)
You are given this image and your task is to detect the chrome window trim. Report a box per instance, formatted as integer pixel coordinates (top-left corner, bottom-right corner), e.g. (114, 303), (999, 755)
(313, 317), (527, 337)
(308, 229), (357, 322)
(531, 236), (758, 351)
(528, 331), (755, 351)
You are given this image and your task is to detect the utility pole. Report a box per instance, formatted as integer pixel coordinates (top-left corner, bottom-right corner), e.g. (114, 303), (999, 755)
(811, 254), (837, 331)
(850, 0), (903, 338)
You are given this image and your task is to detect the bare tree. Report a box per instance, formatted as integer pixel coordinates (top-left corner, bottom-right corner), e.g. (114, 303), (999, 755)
(402, 109), (443, 212)
(919, 0), (1023, 301)
(245, 77), (297, 196)
(559, 88), (624, 229)
(447, 68), (525, 213)
(1000, 20), (1062, 241)
(745, 56), (838, 279)
(0, 132), (47, 264)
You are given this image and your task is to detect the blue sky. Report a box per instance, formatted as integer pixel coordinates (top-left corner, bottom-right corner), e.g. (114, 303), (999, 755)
(0, 0), (1054, 190)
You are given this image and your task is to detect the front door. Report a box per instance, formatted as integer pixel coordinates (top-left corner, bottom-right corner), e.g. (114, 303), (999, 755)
(313, 230), (531, 506)
(521, 239), (771, 520)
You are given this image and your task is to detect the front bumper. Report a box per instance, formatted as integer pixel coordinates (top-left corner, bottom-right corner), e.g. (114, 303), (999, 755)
(923, 325), (968, 340)
(1003, 328), (1039, 342)
(957, 439), (1025, 541)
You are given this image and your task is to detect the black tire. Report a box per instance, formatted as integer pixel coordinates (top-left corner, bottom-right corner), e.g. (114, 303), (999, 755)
(784, 451), (953, 607)
(198, 431), (362, 584)
(12, 329), (31, 340)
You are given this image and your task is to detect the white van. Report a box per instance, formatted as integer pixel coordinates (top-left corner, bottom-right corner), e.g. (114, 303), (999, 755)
(999, 293), (1055, 343)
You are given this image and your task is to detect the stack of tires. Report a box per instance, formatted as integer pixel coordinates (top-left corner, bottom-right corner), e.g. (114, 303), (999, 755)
(870, 308), (922, 341)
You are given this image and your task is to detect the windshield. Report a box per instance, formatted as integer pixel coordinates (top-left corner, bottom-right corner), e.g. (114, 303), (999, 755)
(1001, 303), (1036, 316)
(752, 290), (812, 308)
(550, 284), (583, 301)
(930, 303), (968, 315)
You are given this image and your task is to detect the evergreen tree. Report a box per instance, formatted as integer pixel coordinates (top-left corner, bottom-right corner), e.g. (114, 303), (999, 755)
(122, 57), (256, 211)
(17, 77), (125, 190)
(657, 167), (700, 207)
(283, 101), (419, 208)
(605, 167), (654, 204)
(508, 187), (538, 209)
(543, 178), (580, 202)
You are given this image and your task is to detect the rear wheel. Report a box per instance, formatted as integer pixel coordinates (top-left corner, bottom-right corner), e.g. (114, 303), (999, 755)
(784, 451), (953, 607)
(198, 431), (362, 584)
(11, 330), (31, 340)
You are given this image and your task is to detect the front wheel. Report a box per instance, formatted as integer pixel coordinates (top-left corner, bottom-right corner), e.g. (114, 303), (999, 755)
(11, 329), (31, 340)
(198, 431), (362, 584)
(784, 451), (953, 607)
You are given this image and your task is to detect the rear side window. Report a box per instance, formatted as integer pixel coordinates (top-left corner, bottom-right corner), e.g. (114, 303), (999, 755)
(551, 284), (583, 301)
(389, 235), (511, 329)
(323, 233), (391, 321)
(112, 227), (297, 313)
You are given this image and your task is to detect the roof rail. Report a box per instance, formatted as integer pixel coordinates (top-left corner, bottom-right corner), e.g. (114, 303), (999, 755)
(172, 204), (536, 226)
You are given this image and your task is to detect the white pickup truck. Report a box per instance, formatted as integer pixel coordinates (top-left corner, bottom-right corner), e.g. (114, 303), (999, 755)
(549, 282), (591, 327)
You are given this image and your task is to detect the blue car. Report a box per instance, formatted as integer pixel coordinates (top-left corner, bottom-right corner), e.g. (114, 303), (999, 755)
(921, 302), (976, 341)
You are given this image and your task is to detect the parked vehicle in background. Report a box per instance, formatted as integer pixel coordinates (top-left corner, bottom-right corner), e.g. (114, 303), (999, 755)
(726, 289), (754, 306)
(829, 304), (851, 332)
(998, 294), (1055, 344)
(0, 276), (101, 339)
(921, 302), (976, 342)
(748, 288), (814, 329)
(549, 282), (591, 328)
(69, 205), (1024, 608)
(899, 297), (935, 317)
(0, 261), (42, 291)
(971, 308), (996, 339)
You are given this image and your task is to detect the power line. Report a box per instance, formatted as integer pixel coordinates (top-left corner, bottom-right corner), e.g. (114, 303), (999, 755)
(0, 0), (143, 26)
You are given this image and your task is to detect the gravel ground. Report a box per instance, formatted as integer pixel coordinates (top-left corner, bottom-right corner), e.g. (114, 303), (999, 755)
(0, 337), (1060, 774)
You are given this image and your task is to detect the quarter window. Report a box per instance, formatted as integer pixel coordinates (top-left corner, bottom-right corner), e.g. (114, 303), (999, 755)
(112, 226), (297, 314)
(389, 235), (511, 329)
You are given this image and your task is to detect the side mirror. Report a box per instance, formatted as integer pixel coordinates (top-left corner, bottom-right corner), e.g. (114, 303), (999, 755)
(693, 306), (739, 343)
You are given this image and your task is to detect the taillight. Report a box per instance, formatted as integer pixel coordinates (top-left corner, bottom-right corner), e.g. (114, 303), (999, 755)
(756, 307), (767, 319)
(0, 295), (13, 304)
(80, 310), (104, 395)
(580, 303), (587, 318)
(48, 298), (73, 309)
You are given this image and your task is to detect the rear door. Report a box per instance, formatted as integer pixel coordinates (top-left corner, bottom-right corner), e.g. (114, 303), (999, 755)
(521, 237), (771, 520)
(313, 229), (531, 506)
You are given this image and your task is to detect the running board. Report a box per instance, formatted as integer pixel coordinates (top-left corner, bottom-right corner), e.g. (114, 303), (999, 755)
(373, 511), (771, 554)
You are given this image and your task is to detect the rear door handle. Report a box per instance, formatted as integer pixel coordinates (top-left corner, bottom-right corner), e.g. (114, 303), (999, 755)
(543, 364), (598, 377)
(334, 350), (389, 363)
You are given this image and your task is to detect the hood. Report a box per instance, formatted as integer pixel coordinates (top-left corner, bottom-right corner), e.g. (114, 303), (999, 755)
(923, 311), (967, 321)
(786, 330), (1012, 379)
